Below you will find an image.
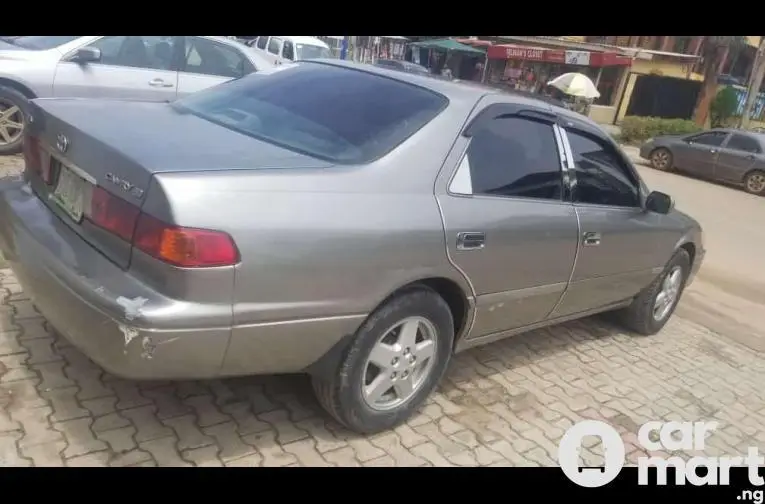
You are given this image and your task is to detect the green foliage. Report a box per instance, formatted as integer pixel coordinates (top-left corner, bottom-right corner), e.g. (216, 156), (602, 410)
(620, 116), (703, 143)
(711, 86), (740, 128)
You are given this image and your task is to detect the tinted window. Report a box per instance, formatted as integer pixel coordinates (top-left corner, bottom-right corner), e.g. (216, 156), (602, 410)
(567, 130), (640, 207)
(173, 63), (448, 164)
(689, 131), (728, 147)
(88, 36), (177, 71)
(267, 37), (282, 55)
(256, 36), (268, 50)
(183, 37), (254, 78)
(466, 117), (563, 201)
(726, 133), (761, 153)
(283, 41), (295, 60)
(11, 36), (80, 50)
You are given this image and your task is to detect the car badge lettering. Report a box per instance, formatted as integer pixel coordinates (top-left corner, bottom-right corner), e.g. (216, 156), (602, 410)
(56, 133), (68, 153)
(105, 173), (145, 199)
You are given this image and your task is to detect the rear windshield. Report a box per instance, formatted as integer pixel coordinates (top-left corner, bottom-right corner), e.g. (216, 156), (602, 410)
(172, 62), (448, 165)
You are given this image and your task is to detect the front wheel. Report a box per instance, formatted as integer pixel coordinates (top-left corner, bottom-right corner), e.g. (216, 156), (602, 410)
(312, 288), (454, 434)
(617, 248), (690, 336)
(650, 148), (673, 171)
(744, 170), (765, 196)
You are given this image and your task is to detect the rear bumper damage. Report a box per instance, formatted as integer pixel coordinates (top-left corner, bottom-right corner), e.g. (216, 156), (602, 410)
(0, 180), (231, 380)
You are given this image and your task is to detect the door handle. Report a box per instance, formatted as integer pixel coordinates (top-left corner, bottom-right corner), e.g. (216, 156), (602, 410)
(583, 232), (601, 246)
(148, 78), (173, 88)
(456, 231), (485, 250)
(709, 149), (717, 154)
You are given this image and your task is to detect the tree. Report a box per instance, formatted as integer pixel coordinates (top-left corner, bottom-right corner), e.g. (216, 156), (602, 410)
(693, 36), (746, 127)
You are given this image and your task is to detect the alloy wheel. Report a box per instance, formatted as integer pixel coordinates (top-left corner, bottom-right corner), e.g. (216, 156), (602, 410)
(0, 99), (24, 146)
(653, 265), (683, 321)
(361, 316), (438, 411)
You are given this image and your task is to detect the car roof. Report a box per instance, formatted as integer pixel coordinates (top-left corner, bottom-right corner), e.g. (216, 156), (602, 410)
(308, 59), (601, 128)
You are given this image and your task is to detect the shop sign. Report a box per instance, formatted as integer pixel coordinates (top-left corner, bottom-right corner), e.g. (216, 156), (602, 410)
(505, 46), (546, 61)
(565, 50), (591, 66)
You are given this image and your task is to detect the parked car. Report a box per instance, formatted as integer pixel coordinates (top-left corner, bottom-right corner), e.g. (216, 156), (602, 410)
(639, 128), (765, 195)
(0, 35), (274, 154)
(250, 36), (332, 66)
(0, 59), (704, 434)
(374, 58), (431, 76)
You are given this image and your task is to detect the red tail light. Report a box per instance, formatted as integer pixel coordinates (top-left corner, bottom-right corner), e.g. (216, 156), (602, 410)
(133, 213), (239, 268)
(84, 187), (238, 268)
(86, 186), (140, 242)
(22, 136), (52, 184)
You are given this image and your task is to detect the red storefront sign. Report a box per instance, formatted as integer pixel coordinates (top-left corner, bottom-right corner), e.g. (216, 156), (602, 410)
(487, 43), (631, 67)
(487, 44), (565, 62)
(589, 52), (632, 67)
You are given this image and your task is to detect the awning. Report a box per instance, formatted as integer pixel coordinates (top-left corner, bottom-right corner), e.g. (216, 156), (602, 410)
(487, 43), (631, 67)
(409, 38), (486, 55)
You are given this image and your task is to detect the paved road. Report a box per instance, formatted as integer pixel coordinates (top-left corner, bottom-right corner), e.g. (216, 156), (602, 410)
(624, 146), (765, 353)
(2, 153), (765, 467)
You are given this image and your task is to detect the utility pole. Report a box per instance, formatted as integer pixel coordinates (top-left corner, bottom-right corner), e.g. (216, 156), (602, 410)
(740, 38), (765, 129)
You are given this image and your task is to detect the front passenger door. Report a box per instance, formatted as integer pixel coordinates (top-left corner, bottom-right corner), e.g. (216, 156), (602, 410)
(176, 37), (256, 97)
(672, 130), (729, 177)
(53, 36), (180, 102)
(551, 124), (675, 317)
(437, 105), (579, 338)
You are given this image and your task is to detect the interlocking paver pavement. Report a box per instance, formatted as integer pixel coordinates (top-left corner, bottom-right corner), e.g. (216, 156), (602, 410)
(2, 154), (765, 467)
(2, 266), (765, 467)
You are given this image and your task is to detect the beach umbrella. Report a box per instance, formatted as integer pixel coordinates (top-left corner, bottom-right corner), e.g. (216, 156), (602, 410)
(547, 72), (600, 99)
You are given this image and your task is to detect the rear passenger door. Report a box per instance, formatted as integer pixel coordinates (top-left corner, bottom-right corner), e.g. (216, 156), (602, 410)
(176, 37), (257, 97)
(53, 36), (180, 102)
(436, 101), (579, 338)
(714, 132), (762, 183)
(551, 121), (672, 317)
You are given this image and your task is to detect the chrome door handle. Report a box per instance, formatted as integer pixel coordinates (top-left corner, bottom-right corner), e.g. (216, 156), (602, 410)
(456, 231), (485, 250)
(148, 78), (173, 88)
(709, 149), (717, 154)
(583, 232), (601, 246)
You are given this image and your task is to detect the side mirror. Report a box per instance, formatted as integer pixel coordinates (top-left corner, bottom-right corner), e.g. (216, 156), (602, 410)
(71, 46), (101, 64)
(645, 191), (673, 214)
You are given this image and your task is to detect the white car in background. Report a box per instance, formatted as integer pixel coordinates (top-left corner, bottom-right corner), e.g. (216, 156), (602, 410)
(250, 36), (332, 66)
(0, 35), (274, 154)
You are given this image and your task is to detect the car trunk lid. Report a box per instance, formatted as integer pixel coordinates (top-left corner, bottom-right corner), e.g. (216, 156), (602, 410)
(24, 98), (333, 269)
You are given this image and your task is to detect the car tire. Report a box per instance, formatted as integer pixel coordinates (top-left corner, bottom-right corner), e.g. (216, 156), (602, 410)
(312, 287), (454, 434)
(650, 148), (673, 171)
(743, 170), (765, 196)
(617, 248), (690, 336)
(0, 85), (30, 156)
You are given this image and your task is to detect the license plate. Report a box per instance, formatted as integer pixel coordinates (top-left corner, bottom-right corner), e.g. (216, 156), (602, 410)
(51, 162), (90, 222)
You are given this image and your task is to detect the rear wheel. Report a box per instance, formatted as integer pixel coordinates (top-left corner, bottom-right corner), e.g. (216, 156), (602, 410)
(312, 288), (454, 434)
(617, 248), (690, 335)
(0, 86), (29, 156)
(650, 148), (673, 171)
(744, 170), (765, 196)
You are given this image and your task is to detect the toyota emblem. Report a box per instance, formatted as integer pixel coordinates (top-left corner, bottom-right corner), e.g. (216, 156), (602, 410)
(56, 133), (69, 153)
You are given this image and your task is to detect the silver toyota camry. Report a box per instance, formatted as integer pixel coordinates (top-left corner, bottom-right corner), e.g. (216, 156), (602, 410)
(0, 59), (704, 433)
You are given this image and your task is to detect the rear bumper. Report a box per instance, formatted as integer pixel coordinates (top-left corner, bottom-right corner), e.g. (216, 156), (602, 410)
(0, 180), (233, 380)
